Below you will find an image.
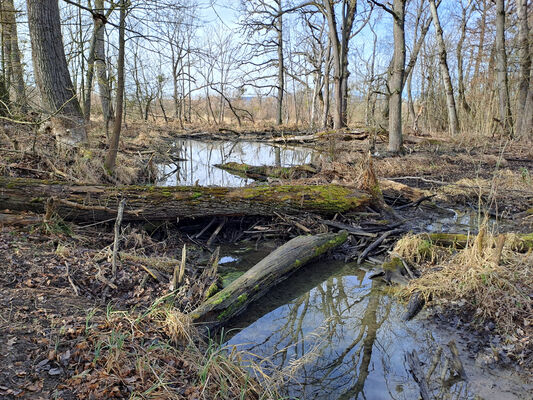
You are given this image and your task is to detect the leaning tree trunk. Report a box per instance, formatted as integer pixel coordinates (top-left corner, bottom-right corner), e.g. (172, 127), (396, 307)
(495, 0), (513, 136)
(0, 177), (372, 222)
(388, 0), (406, 153)
(191, 231), (349, 328)
(429, 0), (459, 136)
(26, 0), (87, 146)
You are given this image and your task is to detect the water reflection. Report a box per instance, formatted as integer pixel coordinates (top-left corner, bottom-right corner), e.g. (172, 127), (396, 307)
(225, 263), (453, 399)
(157, 139), (319, 187)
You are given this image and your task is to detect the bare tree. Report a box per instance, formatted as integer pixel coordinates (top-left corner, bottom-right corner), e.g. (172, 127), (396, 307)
(104, 0), (125, 172)
(1, 0), (26, 112)
(495, 0), (512, 136)
(516, 0), (531, 137)
(27, 0), (87, 145)
(428, 0), (459, 135)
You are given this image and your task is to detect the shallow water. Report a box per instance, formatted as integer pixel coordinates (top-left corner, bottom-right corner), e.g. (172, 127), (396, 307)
(221, 257), (531, 399)
(157, 139), (319, 187)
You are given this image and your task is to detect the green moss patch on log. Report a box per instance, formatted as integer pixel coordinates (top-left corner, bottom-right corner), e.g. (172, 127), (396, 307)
(191, 231), (348, 329)
(215, 162), (317, 181)
(0, 177), (372, 222)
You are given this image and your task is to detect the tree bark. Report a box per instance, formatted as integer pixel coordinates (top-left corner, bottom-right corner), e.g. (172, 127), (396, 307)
(190, 231), (349, 328)
(26, 0), (87, 145)
(0, 177), (373, 222)
(104, 0), (125, 173)
(388, 0), (406, 153)
(495, 0), (513, 136)
(1, 0), (26, 112)
(276, 0), (284, 126)
(428, 0), (459, 135)
(456, 1), (472, 115)
(516, 0), (531, 138)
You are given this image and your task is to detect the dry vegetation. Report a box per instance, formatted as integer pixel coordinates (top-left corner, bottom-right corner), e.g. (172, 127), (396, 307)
(393, 229), (533, 367)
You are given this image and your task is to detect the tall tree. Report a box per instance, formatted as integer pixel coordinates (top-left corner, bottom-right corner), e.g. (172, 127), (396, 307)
(321, 0), (358, 129)
(104, 0), (125, 172)
(1, 0), (26, 112)
(428, 0), (459, 135)
(494, 0), (512, 136)
(240, 0), (286, 125)
(516, 0), (531, 137)
(27, 0), (87, 145)
(84, 0), (114, 131)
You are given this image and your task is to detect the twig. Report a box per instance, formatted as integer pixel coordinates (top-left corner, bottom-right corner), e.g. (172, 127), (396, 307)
(426, 346), (443, 381)
(357, 228), (403, 264)
(65, 261), (79, 296)
(194, 217), (217, 239)
(178, 244), (187, 284)
(406, 350), (432, 400)
(111, 199), (126, 278)
(206, 218), (226, 248)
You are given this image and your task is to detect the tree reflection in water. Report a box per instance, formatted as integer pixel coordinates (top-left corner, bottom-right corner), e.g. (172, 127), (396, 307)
(226, 263), (437, 399)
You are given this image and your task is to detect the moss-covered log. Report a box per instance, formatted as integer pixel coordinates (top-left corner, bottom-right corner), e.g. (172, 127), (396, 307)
(215, 162), (317, 181)
(0, 177), (371, 222)
(190, 231), (348, 328)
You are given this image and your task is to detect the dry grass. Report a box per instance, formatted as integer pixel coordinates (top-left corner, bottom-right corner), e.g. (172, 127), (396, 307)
(69, 296), (272, 399)
(395, 230), (532, 362)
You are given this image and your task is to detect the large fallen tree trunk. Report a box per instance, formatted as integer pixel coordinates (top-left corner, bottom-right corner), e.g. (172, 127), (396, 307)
(190, 230), (348, 328)
(0, 177), (372, 222)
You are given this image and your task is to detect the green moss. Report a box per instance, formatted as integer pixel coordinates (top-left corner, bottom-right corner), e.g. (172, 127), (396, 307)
(30, 197), (44, 203)
(217, 293), (249, 321)
(220, 271), (244, 288)
(383, 257), (403, 272)
(527, 208), (533, 215)
(210, 291), (230, 306)
(313, 230), (349, 257)
(205, 282), (219, 299)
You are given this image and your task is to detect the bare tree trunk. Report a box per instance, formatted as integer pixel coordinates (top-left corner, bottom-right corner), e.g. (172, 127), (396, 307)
(495, 0), (513, 136)
(428, 0), (459, 135)
(322, 40), (331, 128)
(457, 1), (472, 115)
(27, 0), (86, 145)
(2, 0), (26, 112)
(388, 0), (406, 153)
(276, 1), (284, 126)
(104, 0), (125, 172)
(516, 0), (531, 137)
(473, 0), (487, 83)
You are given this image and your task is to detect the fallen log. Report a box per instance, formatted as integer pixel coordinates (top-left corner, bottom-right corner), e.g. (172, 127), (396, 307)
(215, 162), (317, 181)
(190, 230), (348, 328)
(0, 177), (372, 222)
(423, 232), (533, 252)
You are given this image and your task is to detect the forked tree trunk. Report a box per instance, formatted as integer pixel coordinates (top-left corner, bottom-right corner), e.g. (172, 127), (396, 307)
(27, 0), (87, 145)
(428, 0), (459, 135)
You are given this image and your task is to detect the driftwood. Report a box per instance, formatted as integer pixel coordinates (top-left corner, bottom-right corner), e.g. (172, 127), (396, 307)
(0, 177), (372, 222)
(190, 230), (348, 328)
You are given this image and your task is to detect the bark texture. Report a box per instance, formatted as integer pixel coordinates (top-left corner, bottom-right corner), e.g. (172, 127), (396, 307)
(428, 0), (459, 135)
(495, 0), (513, 136)
(191, 231), (349, 328)
(0, 177), (372, 222)
(26, 0), (86, 145)
(388, 0), (406, 153)
(516, 0), (531, 138)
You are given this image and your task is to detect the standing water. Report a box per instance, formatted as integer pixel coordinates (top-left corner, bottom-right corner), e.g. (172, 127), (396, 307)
(157, 139), (319, 187)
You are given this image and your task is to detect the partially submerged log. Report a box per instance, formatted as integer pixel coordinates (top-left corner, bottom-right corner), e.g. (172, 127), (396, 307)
(215, 162), (317, 181)
(190, 230), (348, 328)
(0, 177), (372, 222)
